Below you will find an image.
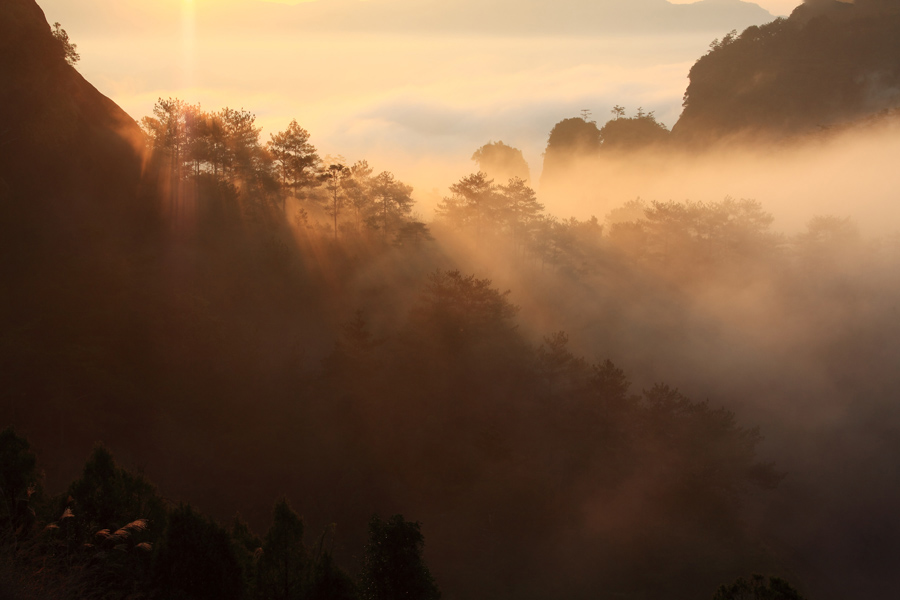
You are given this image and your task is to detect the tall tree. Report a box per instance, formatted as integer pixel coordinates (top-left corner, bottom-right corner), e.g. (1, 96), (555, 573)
(498, 176), (544, 254)
(66, 445), (166, 540)
(346, 160), (375, 233)
(141, 98), (189, 207)
(370, 171), (414, 243)
(360, 515), (440, 600)
(436, 172), (497, 243)
(155, 504), (243, 600)
(218, 107), (264, 185)
(268, 120), (320, 208)
(320, 163), (352, 240)
(51, 22), (79, 65)
(0, 427), (38, 540)
(258, 499), (307, 600)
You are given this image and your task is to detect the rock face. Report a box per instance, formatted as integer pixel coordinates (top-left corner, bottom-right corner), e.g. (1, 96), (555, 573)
(0, 1), (156, 444)
(672, 0), (900, 142)
(0, 0), (147, 239)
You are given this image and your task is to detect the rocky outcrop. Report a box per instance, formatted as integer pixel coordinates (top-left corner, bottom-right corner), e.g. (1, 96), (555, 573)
(672, 0), (900, 142)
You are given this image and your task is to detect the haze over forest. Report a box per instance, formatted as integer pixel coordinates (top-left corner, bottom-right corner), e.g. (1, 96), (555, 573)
(3, 1), (900, 600)
(37, 0), (787, 205)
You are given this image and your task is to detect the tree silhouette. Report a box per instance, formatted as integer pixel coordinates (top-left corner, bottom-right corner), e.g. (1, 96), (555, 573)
(0, 427), (38, 540)
(471, 141), (531, 183)
(408, 270), (520, 356)
(268, 120), (320, 207)
(346, 160), (375, 233)
(535, 331), (585, 395)
(436, 172), (497, 243)
(320, 163), (351, 240)
(370, 171), (414, 243)
(360, 515), (440, 600)
(598, 112), (669, 151)
(154, 504), (243, 600)
(394, 221), (434, 249)
(141, 98), (189, 203)
(498, 176), (543, 255)
(219, 107), (264, 185)
(713, 574), (805, 600)
(51, 22), (79, 66)
(258, 499), (307, 600)
(66, 445), (166, 545)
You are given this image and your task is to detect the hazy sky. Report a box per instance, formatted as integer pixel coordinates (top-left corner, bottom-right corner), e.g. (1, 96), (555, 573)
(38, 0), (795, 208)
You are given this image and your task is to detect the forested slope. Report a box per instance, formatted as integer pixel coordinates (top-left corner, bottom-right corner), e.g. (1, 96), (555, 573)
(3, 2), (900, 600)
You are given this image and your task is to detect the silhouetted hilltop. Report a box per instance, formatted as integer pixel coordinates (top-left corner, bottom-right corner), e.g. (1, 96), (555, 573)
(0, 0), (144, 204)
(540, 112), (670, 187)
(673, 0), (900, 142)
(0, 0), (149, 290)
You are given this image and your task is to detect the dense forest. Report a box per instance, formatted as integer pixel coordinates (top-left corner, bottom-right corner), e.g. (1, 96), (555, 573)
(3, 0), (900, 599)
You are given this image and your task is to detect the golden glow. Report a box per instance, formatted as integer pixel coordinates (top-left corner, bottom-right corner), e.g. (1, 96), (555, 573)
(180, 0), (195, 91)
(41, 0), (786, 211)
(668, 0), (801, 16)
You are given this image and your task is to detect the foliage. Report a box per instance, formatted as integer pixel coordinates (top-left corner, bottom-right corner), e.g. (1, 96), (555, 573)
(545, 116), (603, 156)
(436, 172), (496, 236)
(320, 163), (352, 239)
(598, 111), (670, 150)
(437, 172), (544, 254)
(258, 499), (307, 600)
(713, 574), (805, 600)
(471, 141), (530, 183)
(65, 445), (166, 542)
(410, 270), (519, 348)
(0, 428), (38, 540)
(394, 221), (434, 249)
(369, 171), (415, 241)
(50, 22), (78, 66)
(268, 120), (321, 195)
(605, 196), (780, 278)
(154, 504), (244, 600)
(19, 16), (900, 597)
(307, 550), (357, 600)
(677, 3), (900, 140)
(360, 515), (440, 600)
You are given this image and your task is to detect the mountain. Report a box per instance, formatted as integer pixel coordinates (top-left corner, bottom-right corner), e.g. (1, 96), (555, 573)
(672, 0), (900, 141)
(0, 0), (147, 264)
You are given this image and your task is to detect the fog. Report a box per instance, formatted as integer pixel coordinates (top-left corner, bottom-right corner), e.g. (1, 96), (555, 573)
(426, 122), (900, 599)
(537, 120), (900, 235)
(36, 0), (780, 205)
(5, 1), (900, 600)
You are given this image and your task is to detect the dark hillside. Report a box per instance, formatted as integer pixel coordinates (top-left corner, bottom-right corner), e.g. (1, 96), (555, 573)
(0, 0), (338, 489)
(673, 0), (900, 141)
(0, 5), (789, 598)
(6, 2), (900, 600)
(0, 0), (146, 230)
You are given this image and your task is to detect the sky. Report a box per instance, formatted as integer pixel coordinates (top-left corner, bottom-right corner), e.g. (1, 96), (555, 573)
(37, 0), (798, 210)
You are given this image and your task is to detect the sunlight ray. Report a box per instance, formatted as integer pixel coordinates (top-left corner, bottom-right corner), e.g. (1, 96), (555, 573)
(180, 0), (196, 91)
